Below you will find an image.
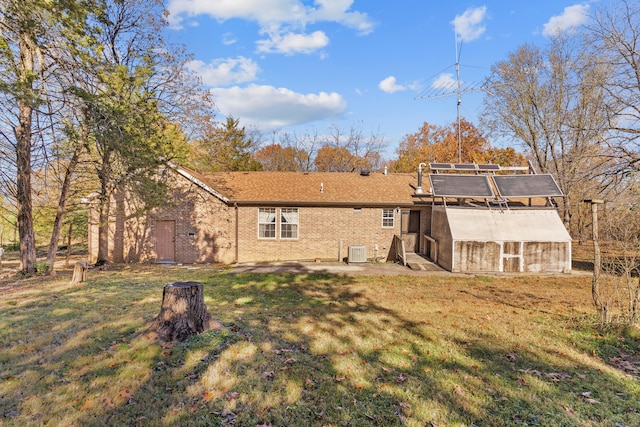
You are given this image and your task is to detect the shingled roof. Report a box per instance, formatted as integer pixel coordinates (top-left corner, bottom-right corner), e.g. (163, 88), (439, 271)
(176, 166), (421, 207)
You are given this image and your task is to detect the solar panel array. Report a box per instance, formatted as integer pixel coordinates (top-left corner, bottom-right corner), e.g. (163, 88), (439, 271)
(428, 173), (563, 199)
(429, 174), (495, 198)
(493, 174), (563, 198)
(429, 162), (501, 172)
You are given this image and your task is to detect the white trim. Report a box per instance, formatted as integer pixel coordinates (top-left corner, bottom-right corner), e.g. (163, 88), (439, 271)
(382, 208), (395, 228)
(280, 208), (299, 240)
(169, 162), (230, 204)
(258, 208), (277, 240)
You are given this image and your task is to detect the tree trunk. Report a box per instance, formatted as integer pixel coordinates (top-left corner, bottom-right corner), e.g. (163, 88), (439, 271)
(147, 281), (219, 342)
(15, 32), (37, 275)
(96, 150), (112, 265)
(70, 261), (87, 285)
(46, 131), (84, 272)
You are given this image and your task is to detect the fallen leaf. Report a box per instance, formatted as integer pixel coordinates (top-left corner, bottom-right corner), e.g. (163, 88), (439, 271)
(261, 371), (275, 380)
(305, 378), (315, 387)
(454, 385), (465, 396)
(118, 389), (133, 399)
(396, 374), (407, 383)
(81, 399), (95, 410)
(545, 372), (571, 381)
(202, 391), (215, 402)
(226, 391), (239, 401)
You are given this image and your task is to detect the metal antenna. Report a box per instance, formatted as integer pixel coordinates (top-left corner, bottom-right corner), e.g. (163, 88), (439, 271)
(416, 32), (485, 163)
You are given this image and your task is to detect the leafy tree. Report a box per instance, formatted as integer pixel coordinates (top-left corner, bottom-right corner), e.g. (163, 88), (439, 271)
(254, 143), (309, 171)
(191, 117), (262, 172)
(391, 118), (522, 172)
(78, 0), (200, 265)
(314, 145), (354, 172)
(0, 0), (100, 274)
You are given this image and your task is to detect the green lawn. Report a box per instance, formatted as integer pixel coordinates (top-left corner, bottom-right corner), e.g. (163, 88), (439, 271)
(1, 265), (639, 426)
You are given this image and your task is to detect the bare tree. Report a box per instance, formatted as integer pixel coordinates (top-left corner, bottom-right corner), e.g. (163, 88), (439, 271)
(592, 193), (640, 325)
(586, 0), (640, 176)
(482, 35), (613, 230)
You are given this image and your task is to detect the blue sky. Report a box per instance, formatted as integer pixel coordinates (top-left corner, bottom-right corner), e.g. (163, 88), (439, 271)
(164, 0), (592, 154)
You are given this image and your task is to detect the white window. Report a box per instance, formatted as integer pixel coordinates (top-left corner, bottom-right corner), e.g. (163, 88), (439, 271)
(382, 208), (395, 228)
(258, 208), (276, 239)
(280, 208), (299, 239)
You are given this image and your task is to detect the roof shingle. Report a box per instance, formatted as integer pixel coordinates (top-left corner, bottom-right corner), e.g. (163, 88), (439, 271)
(180, 167), (421, 206)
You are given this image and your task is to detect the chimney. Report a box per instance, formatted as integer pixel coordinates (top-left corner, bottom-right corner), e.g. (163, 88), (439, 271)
(415, 163), (426, 195)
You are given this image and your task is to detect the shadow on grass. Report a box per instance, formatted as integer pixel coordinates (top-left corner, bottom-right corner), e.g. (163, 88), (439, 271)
(1, 269), (639, 426)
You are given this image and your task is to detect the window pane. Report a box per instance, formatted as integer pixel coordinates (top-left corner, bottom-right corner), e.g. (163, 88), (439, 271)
(281, 208), (298, 239)
(382, 209), (395, 228)
(259, 208), (276, 238)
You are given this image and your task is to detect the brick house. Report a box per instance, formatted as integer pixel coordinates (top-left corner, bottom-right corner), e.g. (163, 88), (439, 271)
(87, 163), (572, 273)
(87, 165), (429, 265)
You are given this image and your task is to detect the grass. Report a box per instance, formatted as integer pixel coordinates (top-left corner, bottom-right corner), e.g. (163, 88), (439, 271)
(1, 264), (639, 426)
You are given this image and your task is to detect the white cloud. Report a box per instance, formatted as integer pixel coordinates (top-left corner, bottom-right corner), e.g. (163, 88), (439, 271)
(257, 30), (329, 55)
(310, 0), (375, 35)
(222, 32), (237, 45)
(451, 6), (487, 42)
(167, 0), (374, 37)
(378, 76), (406, 94)
(432, 73), (458, 91)
(542, 4), (589, 37)
(186, 56), (260, 86)
(212, 84), (347, 129)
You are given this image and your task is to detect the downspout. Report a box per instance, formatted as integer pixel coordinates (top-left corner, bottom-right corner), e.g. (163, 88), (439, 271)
(234, 203), (239, 264)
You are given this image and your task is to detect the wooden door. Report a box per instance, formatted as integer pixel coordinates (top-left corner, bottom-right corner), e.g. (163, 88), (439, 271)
(156, 220), (176, 262)
(401, 210), (421, 253)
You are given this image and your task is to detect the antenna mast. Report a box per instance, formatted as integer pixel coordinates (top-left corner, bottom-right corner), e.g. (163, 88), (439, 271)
(455, 35), (462, 163)
(416, 30), (484, 163)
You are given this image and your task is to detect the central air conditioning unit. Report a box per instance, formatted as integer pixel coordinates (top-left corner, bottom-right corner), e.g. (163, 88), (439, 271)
(348, 245), (367, 263)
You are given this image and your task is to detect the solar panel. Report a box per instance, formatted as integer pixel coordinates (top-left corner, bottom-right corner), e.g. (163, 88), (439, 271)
(429, 174), (494, 198)
(477, 164), (501, 171)
(453, 163), (477, 170)
(429, 163), (452, 170)
(493, 174), (563, 198)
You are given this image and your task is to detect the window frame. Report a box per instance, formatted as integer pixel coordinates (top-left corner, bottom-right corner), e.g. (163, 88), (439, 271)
(258, 208), (277, 239)
(382, 208), (395, 228)
(279, 207), (299, 240)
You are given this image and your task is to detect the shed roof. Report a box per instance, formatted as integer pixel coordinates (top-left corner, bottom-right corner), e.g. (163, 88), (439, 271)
(177, 166), (422, 206)
(443, 207), (571, 242)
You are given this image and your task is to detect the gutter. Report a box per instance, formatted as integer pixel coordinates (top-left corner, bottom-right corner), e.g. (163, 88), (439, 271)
(227, 200), (421, 208)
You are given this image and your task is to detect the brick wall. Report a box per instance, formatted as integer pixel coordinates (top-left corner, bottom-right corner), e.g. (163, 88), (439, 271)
(87, 169), (421, 265)
(236, 206), (402, 263)
(88, 172), (236, 264)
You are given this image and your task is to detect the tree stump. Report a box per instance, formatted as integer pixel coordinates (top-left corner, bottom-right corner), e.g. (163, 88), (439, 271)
(69, 261), (87, 285)
(147, 281), (218, 342)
